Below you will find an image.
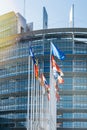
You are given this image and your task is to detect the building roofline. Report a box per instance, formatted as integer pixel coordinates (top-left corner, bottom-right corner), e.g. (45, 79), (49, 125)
(31, 28), (87, 34)
(19, 27), (87, 41)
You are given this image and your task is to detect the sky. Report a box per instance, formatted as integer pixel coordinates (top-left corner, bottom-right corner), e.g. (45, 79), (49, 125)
(0, 0), (87, 30)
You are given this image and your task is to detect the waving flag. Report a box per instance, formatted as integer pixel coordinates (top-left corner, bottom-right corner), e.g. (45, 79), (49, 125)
(41, 74), (50, 91)
(58, 75), (64, 84)
(51, 56), (64, 76)
(51, 55), (64, 83)
(34, 60), (39, 79)
(29, 47), (36, 64)
(29, 47), (39, 79)
(52, 69), (64, 84)
(34, 65), (39, 79)
(50, 42), (65, 102)
(29, 47), (34, 57)
(51, 42), (65, 60)
(39, 73), (50, 100)
(39, 73), (44, 87)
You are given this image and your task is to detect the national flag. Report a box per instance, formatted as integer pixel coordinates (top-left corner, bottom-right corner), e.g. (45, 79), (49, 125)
(40, 73), (50, 90)
(38, 74), (46, 94)
(52, 65), (64, 84)
(39, 73), (50, 100)
(51, 55), (64, 83)
(39, 73), (48, 88)
(29, 47), (34, 57)
(51, 42), (65, 60)
(29, 47), (39, 79)
(39, 74), (44, 87)
(29, 47), (36, 64)
(34, 64), (39, 79)
(58, 75), (64, 84)
(51, 56), (64, 76)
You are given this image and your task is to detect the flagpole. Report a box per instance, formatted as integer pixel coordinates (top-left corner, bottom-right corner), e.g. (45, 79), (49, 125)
(50, 41), (65, 129)
(40, 81), (43, 126)
(32, 61), (35, 130)
(72, 4), (75, 127)
(30, 60), (33, 130)
(36, 78), (38, 129)
(27, 56), (30, 130)
(49, 44), (52, 130)
(40, 76), (44, 129)
(50, 42), (56, 130)
(41, 75), (44, 129)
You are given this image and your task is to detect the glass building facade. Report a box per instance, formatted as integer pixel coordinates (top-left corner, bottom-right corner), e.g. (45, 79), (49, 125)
(0, 12), (87, 130)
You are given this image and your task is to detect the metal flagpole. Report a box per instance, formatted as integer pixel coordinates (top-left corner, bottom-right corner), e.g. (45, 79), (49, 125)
(41, 83), (44, 129)
(40, 77), (43, 129)
(27, 56), (30, 130)
(36, 79), (39, 129)
(31, 60), (34, 130)
(38, 79), (41, 129)
(49, 42), (56, 130)
(41, 34), (45, 130)
(32, 61), (35, 130)
(39, 76), (43, 129)
(36, 77), (38, 130)
(49, 44), (51, 130)
(33, 65), (38, 130)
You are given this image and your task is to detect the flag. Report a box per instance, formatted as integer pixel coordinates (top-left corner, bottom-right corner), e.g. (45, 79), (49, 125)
(58, 75), (64, 84)
(51, 42), (65, 60)
(51, 55), (64, 83)
(52, 64), (64, 84)
(39, 73), (50, 100)
(34, 64), (39, 79)
(43, 77), (50, 92)
(40, 74), (49, 89)
(39, 74), (44, 87)
(39, 73), (48, 88)
(29, 47), (39, 79)
(38, 74), (46, 94)
(51, 56), (64, 76)
(29, 47), (36, 64)
(29, 47), (34, 57)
